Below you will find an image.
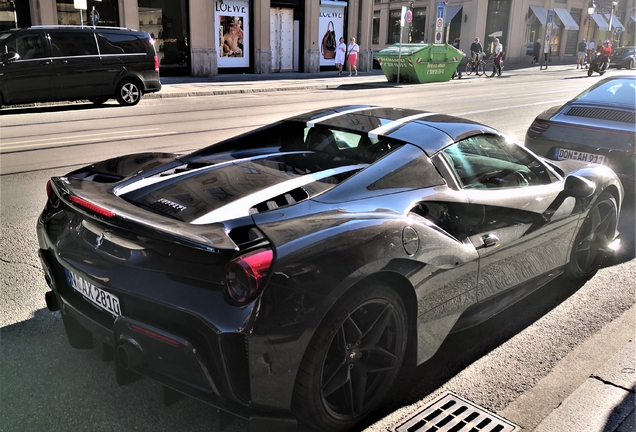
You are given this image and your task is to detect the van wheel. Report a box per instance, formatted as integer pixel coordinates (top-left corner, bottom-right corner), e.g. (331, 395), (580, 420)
(89, 97), (109, 105)
(116, 80), (142, 106)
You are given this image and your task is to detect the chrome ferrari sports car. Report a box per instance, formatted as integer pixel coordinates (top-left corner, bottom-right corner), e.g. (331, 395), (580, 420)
(525, 75), (635, 193)
(38, 106), (623, 432)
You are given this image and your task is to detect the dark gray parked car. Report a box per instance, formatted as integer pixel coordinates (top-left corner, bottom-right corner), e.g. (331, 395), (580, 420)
(0, 26), (161, 108)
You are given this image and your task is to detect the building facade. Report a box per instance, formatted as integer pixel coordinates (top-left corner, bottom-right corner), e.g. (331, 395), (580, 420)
(373, 0), (636, 64)
(3, 0), (635, 76)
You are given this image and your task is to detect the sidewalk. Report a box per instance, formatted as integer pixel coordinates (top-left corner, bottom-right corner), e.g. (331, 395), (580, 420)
(148, 60), (594, 100)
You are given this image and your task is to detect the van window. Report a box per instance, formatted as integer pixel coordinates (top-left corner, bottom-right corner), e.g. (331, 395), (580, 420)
(4, 33), (46, 60)
(96, 32), (146, 54)
(49, 32), (98, 57)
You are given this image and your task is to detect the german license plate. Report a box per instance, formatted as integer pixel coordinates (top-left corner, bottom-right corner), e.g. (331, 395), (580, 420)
(66, 269), (121, 316)
(555, 148), (605, 164)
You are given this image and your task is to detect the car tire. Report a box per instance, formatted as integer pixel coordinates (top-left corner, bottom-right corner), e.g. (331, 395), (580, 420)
(292, 282), (408, 432)
(89, 97), (109, 105)
(116, 80), (142, 106)
(565, 192), (617, 279)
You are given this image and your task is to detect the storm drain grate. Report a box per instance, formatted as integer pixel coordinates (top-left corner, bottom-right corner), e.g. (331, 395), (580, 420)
(393, 392), (518, 432)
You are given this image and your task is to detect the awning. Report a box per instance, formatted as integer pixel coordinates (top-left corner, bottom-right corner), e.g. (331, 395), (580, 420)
(444, 5), (462, 25)
(0, 11), (16, 22)
(604, 13), (625, 31)
(528, 5), (559, 28)
(319, 0), (347, 6)
(553, 8), (579, 30)
(591, 13), (609, 31)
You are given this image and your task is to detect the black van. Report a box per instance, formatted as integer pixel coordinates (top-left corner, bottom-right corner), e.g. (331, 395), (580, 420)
(0, 26), (161, 108)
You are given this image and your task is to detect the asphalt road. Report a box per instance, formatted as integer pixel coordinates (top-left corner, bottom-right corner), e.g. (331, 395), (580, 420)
(1, 68), (634, 432)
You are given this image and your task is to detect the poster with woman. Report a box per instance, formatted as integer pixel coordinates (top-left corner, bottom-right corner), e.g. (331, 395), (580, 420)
(319, 1), (346, 67)
(215, 0), (249, 68)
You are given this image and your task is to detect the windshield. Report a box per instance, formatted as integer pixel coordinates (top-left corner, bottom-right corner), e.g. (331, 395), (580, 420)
(575, 78), (636, 106)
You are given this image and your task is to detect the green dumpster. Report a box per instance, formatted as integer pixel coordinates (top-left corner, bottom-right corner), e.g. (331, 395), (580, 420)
(376, 43), (464, 84)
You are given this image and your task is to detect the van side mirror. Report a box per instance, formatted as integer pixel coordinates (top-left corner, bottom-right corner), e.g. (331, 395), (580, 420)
(564, 175), (596, 198)
(2, 52), (20, 63)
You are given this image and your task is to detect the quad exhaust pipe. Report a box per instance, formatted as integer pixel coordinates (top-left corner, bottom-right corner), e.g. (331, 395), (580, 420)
(45, 291), (60, 311)
(116, 341), (147, 370)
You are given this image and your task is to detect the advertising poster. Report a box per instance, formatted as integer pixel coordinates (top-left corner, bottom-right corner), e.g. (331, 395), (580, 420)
(215, 0), (249, 68)
(318, 1), (346, 67)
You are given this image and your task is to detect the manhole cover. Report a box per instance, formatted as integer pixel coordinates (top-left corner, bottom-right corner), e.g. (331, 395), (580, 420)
(394, 392), (518, 432)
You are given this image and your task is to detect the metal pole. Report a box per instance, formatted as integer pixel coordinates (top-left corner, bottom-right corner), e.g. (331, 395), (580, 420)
(397, 29), (403, 84)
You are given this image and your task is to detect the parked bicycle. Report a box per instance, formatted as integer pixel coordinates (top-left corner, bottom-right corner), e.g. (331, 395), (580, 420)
(465, 52), (486, 76)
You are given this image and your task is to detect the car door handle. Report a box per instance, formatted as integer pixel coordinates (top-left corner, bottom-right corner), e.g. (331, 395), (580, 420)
(481, 233), (500, 248)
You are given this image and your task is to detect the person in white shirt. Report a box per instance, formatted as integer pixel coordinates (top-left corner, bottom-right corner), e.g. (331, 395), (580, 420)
(493, 38), (504, 76)
(347, 37), (359, 76)
(334, 37), (346, 76)
(587, 40), (595, 64)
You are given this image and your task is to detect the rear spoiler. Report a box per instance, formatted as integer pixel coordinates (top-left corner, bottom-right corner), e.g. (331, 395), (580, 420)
(51, 176), (239, 252)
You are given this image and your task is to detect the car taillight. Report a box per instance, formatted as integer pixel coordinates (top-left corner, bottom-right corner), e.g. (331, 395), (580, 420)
(225, 248), (274, 303)
(46, 180), (60, 208)
(154, 55), (159, 73)
(529, 119), (550, 133)
(68, 195), (115, 218)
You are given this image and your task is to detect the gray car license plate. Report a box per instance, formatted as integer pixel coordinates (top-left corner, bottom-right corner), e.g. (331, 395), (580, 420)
(65, 269), (121, 316)
(555, 148), (605, 164)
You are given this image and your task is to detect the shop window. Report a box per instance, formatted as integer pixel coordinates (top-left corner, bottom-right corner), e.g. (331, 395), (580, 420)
(139, 0), (190, 76)
(411, 7), (426, 43)
(388, 9), (401, 44)
(56, 0), (118, 27)
(1, 0), (31, 30)
(372, 11), (380, 45)
(484, 0), (511, 54)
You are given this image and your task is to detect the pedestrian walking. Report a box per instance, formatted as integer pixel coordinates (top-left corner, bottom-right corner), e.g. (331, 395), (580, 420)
(587, 39), (595, 64)
(347, 37), (359, 76)
(577, 39), (587, 69)
(334, 37), (346, 76)
(532, 38), (541, 64)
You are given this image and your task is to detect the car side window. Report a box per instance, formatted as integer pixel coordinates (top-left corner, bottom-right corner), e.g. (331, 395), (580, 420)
(442, 135), (557, 189)
(4, 33), (46, 60)
(96, 32), (146, 54)
(49, 32), (98, 57)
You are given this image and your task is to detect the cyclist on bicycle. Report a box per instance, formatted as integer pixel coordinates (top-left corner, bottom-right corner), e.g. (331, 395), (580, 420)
(470, 37), (483, 66)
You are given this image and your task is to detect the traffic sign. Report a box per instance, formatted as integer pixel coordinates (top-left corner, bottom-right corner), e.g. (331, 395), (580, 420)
(405, 10), (413, 23)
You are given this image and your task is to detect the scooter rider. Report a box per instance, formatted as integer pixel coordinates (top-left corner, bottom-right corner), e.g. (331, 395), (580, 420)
(597, 40), (612, 70)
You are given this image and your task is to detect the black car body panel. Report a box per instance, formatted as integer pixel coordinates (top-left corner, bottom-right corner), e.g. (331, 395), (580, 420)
(525, 75), (635, 192)
(37, 106), (624, 430)
(0, 26), (161, 107)
(609, 46), (636, 69)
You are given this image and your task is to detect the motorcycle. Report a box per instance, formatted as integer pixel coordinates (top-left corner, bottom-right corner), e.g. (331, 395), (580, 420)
(588, 52), (609, 76)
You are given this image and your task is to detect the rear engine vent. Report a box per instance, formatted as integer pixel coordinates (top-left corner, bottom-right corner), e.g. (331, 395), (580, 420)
(249, 187), (308, 215)
(565, 107), (635, 124)
(148, 199), (186, 217)
(394, 392), (518, 432)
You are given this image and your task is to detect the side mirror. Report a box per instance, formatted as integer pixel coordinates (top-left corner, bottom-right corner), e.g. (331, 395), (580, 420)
(2, 52), (20, 63)
(564, 175), (596, 198)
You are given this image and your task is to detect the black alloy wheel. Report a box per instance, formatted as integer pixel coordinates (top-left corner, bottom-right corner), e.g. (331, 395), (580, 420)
(293, 283), (408, 431)
(116, 80), (142, 106)
(566, 192), (617, 279)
